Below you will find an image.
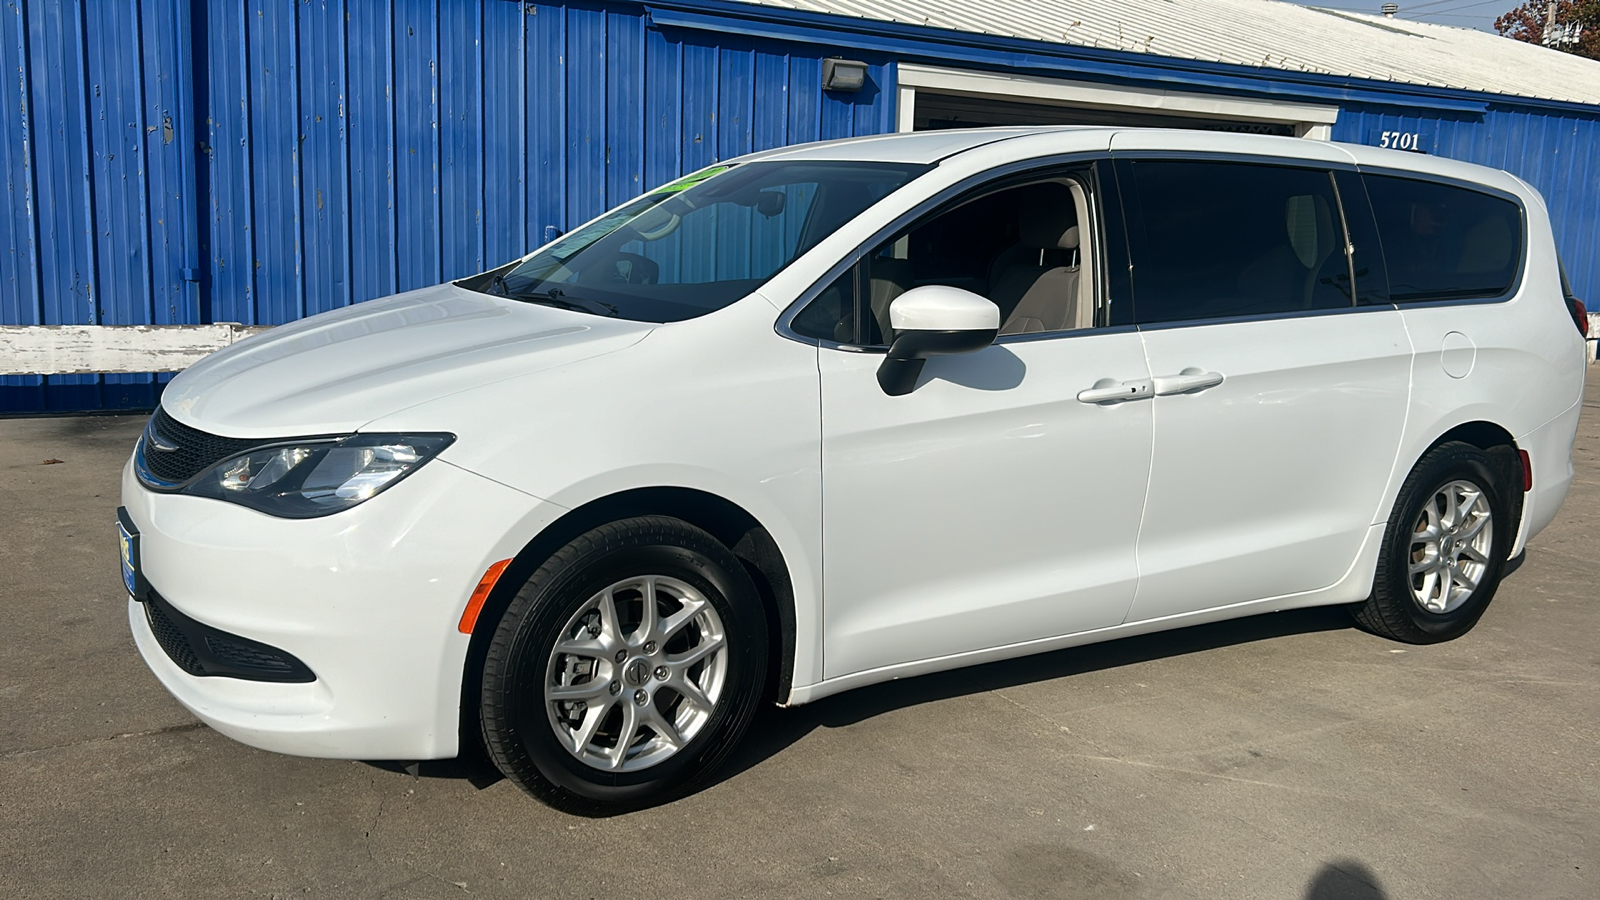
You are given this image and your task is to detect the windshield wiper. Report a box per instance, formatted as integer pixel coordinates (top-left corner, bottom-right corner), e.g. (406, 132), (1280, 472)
(493, 279), (618, 318)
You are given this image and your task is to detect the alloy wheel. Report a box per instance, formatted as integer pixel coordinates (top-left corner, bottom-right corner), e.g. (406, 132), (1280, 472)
(544, 575), (728, 772)
(1408, 479), (1494, 614)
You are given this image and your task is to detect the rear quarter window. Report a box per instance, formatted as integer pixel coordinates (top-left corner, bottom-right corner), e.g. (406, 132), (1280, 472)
(1363, 174), (1523, 303)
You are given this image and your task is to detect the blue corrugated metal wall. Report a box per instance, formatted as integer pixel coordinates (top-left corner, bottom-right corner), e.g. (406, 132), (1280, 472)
(0, 0), (893, 412)
(2, 0), (203, 410)
(1332, 103), (1600, 308)
(3, 0), (1597, 413)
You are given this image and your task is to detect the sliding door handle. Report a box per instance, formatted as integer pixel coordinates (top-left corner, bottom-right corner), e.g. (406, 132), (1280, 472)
(1152, 368), (1224, 396)
(1077, 378), (1154, 405)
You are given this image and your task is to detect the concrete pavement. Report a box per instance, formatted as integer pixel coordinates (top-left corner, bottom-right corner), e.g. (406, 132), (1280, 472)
(3, 377), (1598, 899)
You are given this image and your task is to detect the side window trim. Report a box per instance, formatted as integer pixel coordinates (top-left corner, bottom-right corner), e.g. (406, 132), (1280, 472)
(775, 152), (1111, 351)
(783, 248), (864, 348)
(1332, 169), (1392, 306)
(1098, 159), (1136, 329)
(1326, 171), (1360, 305)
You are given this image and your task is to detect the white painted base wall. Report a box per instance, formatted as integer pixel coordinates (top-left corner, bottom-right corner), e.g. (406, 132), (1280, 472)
(0, 324), (270, 376)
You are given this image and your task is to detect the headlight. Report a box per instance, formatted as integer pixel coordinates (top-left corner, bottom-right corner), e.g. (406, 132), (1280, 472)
(183, 433), (455, 518)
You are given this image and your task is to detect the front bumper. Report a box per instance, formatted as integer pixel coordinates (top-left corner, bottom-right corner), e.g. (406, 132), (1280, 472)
(122, 455), (558, 760)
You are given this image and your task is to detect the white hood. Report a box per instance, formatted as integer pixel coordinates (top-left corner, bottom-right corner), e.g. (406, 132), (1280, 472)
(160, 284), (654, 438)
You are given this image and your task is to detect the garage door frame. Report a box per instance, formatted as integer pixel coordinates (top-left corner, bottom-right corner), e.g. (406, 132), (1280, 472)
(896, 63), (1341, 138)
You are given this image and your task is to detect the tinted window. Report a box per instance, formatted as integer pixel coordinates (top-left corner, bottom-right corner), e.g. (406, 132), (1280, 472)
(791, 266), (857, 342)
(1364, 174), (1522, 303)
(464, 161), (927, 322)
(1121, 160), (1352, 324)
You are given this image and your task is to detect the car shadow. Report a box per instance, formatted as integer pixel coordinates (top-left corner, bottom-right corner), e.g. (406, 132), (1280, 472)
(372, 604), (1364, 804)
(921, 344), (1026, 391)
(708, 604), (1358, 790)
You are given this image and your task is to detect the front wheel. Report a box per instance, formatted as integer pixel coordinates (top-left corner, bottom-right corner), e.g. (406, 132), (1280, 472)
(480, 516), (768, 814)
(1352, 442), (1513, 643)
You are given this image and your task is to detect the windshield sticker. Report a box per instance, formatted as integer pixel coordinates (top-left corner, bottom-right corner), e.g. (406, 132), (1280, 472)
(651, 165), (733, 194)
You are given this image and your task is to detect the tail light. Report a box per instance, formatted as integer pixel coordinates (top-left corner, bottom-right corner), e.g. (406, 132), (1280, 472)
(1570, 297), (1588, 338)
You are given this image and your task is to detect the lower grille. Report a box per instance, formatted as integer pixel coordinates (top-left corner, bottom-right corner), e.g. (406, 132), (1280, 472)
(143, 593), (316, 683)
(145, 595), (205, 677)
(203, 634), (300, 676)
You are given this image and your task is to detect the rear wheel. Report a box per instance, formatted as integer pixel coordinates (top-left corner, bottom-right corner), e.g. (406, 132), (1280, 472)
(1352, 442), (1513, 643)
(480, 516), (768, 814)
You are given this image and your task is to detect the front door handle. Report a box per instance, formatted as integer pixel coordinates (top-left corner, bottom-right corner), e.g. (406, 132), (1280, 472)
(1152, 368), (1224, 396)
(1077, 378), (1154, 405)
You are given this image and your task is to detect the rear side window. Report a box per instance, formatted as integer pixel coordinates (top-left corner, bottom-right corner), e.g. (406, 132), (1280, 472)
(1119, 160), (1353, 325)
(1364, 174), (1523, 303)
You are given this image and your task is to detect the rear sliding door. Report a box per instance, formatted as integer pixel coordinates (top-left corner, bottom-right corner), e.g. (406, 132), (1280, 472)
(1111, 152), (1413, 622)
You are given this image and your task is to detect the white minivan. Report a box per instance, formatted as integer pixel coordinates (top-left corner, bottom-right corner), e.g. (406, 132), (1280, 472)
(120, 128), (1586, 813)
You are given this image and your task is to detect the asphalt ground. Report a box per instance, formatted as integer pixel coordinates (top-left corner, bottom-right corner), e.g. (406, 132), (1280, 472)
(3, 373), (1598, 900)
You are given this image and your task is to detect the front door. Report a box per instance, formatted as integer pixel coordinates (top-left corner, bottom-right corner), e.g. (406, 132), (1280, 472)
(819, 333), (1154, 677)
(810, 169), (1155, 679)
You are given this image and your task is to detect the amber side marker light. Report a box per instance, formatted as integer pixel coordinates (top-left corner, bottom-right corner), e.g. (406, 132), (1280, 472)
(459, 559), (514, 634)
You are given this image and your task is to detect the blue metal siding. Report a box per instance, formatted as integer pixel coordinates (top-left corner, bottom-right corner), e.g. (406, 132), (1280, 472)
(1, 0), (196, 408)
(205, 0), (258, 326)
(1, 0), (41, 400)
(0, 0), (893, 411)
(1332, 103), (1600, 307)
(1, 0), (1595, 413)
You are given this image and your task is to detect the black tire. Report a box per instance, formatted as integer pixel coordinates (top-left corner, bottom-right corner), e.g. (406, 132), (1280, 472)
(1352, 442), (1514, 643)
(480, 516), (768, 814)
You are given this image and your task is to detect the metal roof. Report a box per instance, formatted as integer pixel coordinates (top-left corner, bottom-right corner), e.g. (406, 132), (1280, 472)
(734, 0), (1600, 106)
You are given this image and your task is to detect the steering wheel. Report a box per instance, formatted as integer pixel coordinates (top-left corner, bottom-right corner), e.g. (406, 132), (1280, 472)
(575, 251), (659, 286)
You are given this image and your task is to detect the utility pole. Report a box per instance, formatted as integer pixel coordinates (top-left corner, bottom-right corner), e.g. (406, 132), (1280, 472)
(1543, 0), (1558, 46)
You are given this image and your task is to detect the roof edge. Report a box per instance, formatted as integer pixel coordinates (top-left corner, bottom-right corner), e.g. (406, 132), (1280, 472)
(636, 0), (1600, 117)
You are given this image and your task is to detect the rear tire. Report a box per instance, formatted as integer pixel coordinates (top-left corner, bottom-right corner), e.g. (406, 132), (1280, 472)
(480, 516), (768, 814)
(1352, 442), (1513, 643)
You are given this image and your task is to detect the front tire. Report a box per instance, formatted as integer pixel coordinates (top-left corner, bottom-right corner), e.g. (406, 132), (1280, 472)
(480, 516), (768, 814)
(1352, 442), (1513, 643)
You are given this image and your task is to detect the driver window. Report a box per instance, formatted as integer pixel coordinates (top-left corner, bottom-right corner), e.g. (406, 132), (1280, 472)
(795, 173), (1096, 345)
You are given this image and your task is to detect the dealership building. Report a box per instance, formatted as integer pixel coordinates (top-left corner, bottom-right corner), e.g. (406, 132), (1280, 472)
(3, 0), (1599, 411)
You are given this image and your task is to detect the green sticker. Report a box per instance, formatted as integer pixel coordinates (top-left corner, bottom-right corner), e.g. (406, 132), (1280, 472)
(652, 165), (732, 194)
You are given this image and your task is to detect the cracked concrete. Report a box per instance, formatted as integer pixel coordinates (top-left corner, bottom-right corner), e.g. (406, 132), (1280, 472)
(3, 370), (1600, 898)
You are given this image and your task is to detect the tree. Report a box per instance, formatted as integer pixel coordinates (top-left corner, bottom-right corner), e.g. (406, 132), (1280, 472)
(1495, 0), (1600, 61)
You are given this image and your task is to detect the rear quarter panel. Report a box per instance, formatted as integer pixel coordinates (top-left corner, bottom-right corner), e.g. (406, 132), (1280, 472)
(1374, 164), (1584, 553)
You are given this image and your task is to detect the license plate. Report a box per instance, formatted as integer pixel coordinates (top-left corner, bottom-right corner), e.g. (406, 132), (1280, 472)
(117, 517), (139, 597)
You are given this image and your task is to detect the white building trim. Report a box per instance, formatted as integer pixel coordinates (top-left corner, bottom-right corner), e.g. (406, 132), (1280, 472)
(0, 324), (269, 376)
(896, 63), (1340, 137)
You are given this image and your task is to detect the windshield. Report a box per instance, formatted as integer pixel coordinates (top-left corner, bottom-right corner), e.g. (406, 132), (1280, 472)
(459, 160), (930, 322)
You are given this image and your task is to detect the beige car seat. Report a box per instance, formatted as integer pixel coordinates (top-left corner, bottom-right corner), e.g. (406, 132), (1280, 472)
(989, 185), (1082, 335)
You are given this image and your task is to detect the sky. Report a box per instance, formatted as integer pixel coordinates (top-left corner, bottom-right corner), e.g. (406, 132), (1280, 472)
(1288, 0), (1515, 34)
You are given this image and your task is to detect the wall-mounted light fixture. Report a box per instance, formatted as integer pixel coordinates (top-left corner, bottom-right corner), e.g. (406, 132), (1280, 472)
(822, 58), (869, 93)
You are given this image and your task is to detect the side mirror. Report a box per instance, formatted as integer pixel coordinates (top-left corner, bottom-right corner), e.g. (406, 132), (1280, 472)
(876, 286), (1000, 396)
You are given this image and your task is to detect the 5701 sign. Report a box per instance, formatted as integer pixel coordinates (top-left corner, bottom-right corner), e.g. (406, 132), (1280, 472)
(1370, 130), (1429, 153)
